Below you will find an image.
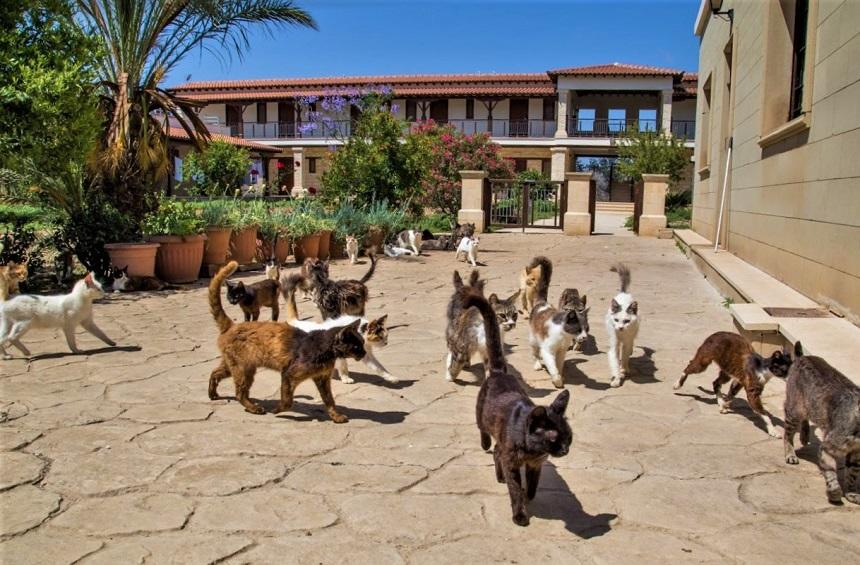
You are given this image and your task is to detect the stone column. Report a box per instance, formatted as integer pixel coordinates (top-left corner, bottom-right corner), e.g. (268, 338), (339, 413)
(457, 170), (487, 233)
(291, 147), (305, 197)
(661, 89), (673, 134)
(555, 89), (570, 138)
(550, 147), (569, 183)
(638, 173), (669, 237)
(563, 171), (592, 236)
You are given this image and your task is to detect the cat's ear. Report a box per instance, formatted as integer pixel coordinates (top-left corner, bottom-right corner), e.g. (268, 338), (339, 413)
(375, 314), (388, 327)
(550, 389), (570, 414)
(627, 301), (638, 315)
(488, 293), (499, 304)
(794, 341), (804, 357)
(507, 289), (521, 303)
(452, 270), (464, 289)
(122, 265), (129, 274)
(84, 272), (96, 288)
(610, 298), (621, 313)
(581, 294), (587, 306)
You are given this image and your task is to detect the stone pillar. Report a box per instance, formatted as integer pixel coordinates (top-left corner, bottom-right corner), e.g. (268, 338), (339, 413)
(661, 89), (673, 134)
(638, 173), (669, 237)
(563, 171), (592, 236)
(550, 147), (569, 183)
(291, 147), (305, 197)
(555, 89), (570, 138)
(457, 170), (487, 233)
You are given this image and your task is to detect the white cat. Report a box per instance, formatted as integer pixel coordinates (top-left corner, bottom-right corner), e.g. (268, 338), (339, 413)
(455, 236), (479, 267)
(605, 263), (640, 388)
(395, 229), (423, 255)
(345, 235), (359, 265)
(384, 244), (415, 258)
(0, 273), (116, 359)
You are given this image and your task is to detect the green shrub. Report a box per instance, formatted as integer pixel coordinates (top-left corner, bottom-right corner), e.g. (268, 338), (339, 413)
(196, 199), (235, 228)
(417, 212), (455, 233)
(182, 141), (252, 196)
(142, 198), (204, 237)
(331, 201), (368, 239)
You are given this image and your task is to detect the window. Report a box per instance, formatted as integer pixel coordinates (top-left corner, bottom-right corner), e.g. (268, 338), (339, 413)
(638, 109), (657, 132)
(513, 158), (527, 173)
(576, 109), (595, 133)
(789, 0), (809, 120)
(700, 75), (712, 169)
(256, 102), (267, 123)
(307, 157), (317, 174)
(405, 100), (417, 121)
(543, 98), (555, 121)
(465, 98), (474, 120)
(608, 109), (626, 133)
(541, 159), (551, 177)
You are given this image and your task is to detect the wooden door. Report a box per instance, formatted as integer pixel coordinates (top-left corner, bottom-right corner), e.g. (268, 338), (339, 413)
(278, 101), (295, 138)
(226, 104), (243, 137)
(429, 100), (448, 123)
(509, 98), (528, 136)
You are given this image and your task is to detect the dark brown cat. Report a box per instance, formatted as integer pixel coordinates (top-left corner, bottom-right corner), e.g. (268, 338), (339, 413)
(674, 331), (793, 437)
(783, 342), (860, 505)
(303, 254), (377, 319)
(226, 278), (280, 321)
(208, 261), (365, 421)
(466, 281), (573, 527)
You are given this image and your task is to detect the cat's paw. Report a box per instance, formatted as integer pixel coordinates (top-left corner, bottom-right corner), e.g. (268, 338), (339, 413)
(533, 360), (543, 370)
(512, 512), (530, 527)
(1, 352), (11, 360)
(672, 378), (684, 390)
(785, 454), (799, 465)
(445, 373), (455, 382)
(551, 376), (564, 389)
(330, 412), (349, 424)
(827, 489), (845, 505)
(339, 375), (355, 384)
(610, 376), (622, 388)
(245, 404), (266, 415)
(767, 426), (783, 439)
(382, 374), (400, 383)
(844, 492), (860, 505)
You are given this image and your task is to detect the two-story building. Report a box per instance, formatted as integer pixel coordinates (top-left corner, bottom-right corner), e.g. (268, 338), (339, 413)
(169, 62), (696, 202)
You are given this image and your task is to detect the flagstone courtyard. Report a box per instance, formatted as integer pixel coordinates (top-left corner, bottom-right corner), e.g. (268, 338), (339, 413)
(1, 232), (858, 564)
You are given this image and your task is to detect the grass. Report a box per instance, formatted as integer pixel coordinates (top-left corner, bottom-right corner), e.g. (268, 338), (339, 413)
(622, 206), (691, 231)
(416, 212), (455, 233)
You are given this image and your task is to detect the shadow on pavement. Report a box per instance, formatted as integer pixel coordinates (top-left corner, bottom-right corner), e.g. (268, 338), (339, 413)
(531, 462), (616, 537)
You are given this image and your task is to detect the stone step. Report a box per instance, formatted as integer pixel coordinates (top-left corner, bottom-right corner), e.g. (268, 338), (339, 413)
(595, 202), (634, 213)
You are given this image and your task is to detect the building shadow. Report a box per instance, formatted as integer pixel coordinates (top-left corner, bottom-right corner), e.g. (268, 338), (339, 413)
(530, 462), (616, 538)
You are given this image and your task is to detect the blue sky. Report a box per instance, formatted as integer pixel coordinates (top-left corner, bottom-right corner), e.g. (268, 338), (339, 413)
(166, 0), (701, 86)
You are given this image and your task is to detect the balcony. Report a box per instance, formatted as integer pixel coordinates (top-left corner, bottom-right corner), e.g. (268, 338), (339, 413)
(566, 118), (696, 139)
(225, 120), (353, 139)
(443, 119), (557, 138)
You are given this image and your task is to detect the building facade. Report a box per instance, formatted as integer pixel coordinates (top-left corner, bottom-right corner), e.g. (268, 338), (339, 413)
(169, 63), (696, 202)
(693, 0), (860, 323)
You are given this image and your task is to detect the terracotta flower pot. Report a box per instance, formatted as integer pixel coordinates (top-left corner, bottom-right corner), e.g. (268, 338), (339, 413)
(317, 229), (332, 260)
(148, 234), (206, 284)
(293, 233), (321, 264)
(203, 227), (232, 265)
(230, 226), (258, 264)
(104, 242), (160, 277)
(363, 226), (386, 254)
(274, 236), (292, 263)
(329, 237), (345, 260)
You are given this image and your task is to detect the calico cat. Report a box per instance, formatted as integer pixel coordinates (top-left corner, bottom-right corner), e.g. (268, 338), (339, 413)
(383, 244), (416, 257)
(226, 277), (280, 322)
(455, 236), (479, 267)
(528, 257), (589, 389)
(345, 235), (359, 265)
(264, 259), (280, 281)
(605, 264), (640, 388)
(302, 254), (377, 319)
(674, 331), (792, 437)
(783, 342), (860, 504)
(518, 258), (543, 318)
(0, 273), (116, 359)
(0, 262), (28, 300)
(395, 229), (422, 255)
(110, 266), (177, 292)
(466, 283), (572, 527)
(283, 276), (398, 384)
(444, 270), (519, 382)
(208, 261), (365, 420)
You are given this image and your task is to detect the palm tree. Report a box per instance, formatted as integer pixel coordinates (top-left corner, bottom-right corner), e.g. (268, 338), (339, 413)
(74, 0), (316, 216)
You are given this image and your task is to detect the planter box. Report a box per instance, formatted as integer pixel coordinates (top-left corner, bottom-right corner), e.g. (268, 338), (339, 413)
(104, 242), (160, 277)
(148, 234), (206, 283)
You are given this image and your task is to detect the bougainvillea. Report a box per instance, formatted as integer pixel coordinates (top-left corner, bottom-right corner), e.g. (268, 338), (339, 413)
(408, 121), (513, 226)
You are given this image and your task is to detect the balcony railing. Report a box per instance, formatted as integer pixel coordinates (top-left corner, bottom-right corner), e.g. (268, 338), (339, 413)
(443, 119), (557, 138)
(227, 120), (353, 139)
(566, 118), (696, 139)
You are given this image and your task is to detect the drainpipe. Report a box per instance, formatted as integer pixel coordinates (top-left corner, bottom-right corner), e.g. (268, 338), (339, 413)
(714, 137), (733, 253)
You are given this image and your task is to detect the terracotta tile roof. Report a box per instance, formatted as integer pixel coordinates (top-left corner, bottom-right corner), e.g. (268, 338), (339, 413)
(167, 127), (279, 153)
(676, 72), (698, 96)
(548, 62), (684, 77)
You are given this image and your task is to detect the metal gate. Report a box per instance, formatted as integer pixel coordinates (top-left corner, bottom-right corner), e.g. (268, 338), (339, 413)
(486, 179), (565, 231)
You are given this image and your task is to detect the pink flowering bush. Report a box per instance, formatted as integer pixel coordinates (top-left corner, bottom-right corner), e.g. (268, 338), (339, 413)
(408, 121), (513, 226)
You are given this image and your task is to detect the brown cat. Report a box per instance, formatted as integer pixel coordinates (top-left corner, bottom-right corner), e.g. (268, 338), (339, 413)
(226, 278), (280, 321)
(0, 262), (28, 300)
(302, 254), (377, 319)
(466, 281), (572, 527)
(208, 261), (365, 421)
(674, 331), (793, 437)
(518, 258), (543, 317)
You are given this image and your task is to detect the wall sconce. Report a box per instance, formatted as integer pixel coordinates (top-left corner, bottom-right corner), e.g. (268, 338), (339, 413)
(709, 0), (733, 24)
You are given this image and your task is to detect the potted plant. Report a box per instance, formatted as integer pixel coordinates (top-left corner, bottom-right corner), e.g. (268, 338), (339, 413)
(331, 202), (366, 260)
(288, 212), (321, 264)
(259, 206), (292, 264)
(316, 216), (335, 261)
(198, 199), (233, 266)
(142, 198), (206, 283)
(229, 199), (260, 265)
(364, 200), (406, 252)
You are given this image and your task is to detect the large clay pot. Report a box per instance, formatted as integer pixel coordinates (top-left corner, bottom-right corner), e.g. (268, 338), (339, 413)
(148, 234), (206, 284)
(329, 237), (345, 261)
(230, 226), (258, 264)
(104, 242), (160, 277)
(259, 235), (292, 264)
(293, 233), (320, 264)
(364, 226), (385, 254)
(317, 229), (332, 260)
(203, 227), (232, 265)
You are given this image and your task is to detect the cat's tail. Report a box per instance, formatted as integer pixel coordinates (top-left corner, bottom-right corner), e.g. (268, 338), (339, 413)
(611, 263), (631, 293)
(529, 256), (553, 303)
(280, 273), (304, 322)
(209, 261), (237, 334)
(359, 253), (378, 283)
(461, 286), (505, 374)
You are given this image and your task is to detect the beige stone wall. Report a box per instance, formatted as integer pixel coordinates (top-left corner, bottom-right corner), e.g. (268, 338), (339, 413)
(693, 0), (860, 323)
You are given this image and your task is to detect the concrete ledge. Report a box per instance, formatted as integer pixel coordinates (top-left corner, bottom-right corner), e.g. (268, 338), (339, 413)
(674, 229), (712, 247)
(563, 212), (590, 236)
(730, 304), (779, 332)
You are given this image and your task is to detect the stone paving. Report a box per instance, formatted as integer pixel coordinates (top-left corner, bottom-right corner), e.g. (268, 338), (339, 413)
(1, 232), (858, 564)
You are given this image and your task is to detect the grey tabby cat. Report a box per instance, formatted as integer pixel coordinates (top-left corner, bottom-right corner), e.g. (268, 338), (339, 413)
(782, 342), (860, 505)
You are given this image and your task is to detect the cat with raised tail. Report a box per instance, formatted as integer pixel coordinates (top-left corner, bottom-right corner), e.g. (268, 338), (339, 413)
(528, 256), (589, 388)
(605, 263), (640, 388)
(345, 235), (359, 265)
(0, 273), (116, 359)
(465, 282), (572, 527)
(783, 342), (860, 504)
